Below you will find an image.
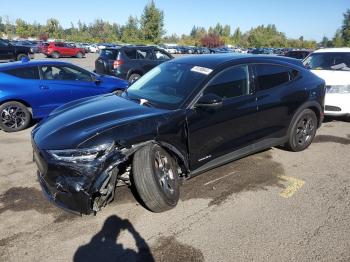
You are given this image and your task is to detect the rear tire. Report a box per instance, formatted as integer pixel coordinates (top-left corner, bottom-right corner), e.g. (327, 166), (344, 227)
(0, 102), (31, 132)
(17, 53), (29, 61)
(132, 144), (179, 212)
(285, 109), (317, 152)
(51, 52), (60, 59)
(76, 52), (83, 58)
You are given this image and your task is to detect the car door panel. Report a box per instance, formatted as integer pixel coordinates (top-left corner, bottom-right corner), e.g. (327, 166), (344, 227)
(253, 64), (308, 139)
(186, 64), (258, 170)
(187, 95), (257, 170)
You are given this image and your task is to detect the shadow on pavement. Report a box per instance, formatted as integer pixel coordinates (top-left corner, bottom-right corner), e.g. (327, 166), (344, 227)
(74, 215), (154, 262)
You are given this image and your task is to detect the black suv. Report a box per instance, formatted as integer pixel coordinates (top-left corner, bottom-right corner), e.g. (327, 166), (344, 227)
(0, 38), (34, 61)
(95, 45), (173, 82)
(32, 54), (325, 215)
(284, 50), (312, 60)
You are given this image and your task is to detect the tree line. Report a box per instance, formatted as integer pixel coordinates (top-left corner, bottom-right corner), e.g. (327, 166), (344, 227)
(1, 0), (349, 49)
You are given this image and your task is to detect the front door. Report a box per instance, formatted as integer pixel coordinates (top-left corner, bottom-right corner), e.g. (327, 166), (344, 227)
(186, 64), (258, 170)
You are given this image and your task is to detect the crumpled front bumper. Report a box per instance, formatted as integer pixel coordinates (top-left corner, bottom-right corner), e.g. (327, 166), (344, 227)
(32, 142), (125, 215)
(37, 171), (92, 215)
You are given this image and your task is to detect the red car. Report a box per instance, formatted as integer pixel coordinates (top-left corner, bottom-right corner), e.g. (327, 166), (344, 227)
(41, 42), (85, 59)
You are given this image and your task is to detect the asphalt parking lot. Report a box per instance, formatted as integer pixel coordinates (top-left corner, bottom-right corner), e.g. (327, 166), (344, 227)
(0, 54), (350, 262)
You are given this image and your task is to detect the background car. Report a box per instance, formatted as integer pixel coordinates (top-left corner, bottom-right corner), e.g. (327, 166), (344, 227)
(95, 45), (173, 82)
(284, 50), (312, 60)
(11, 40), (41, 53)
(0, 38), (34, 61)
(41, 42), (85, 59)
(303, 48), (350, 118)
(0, 60), (128, 132)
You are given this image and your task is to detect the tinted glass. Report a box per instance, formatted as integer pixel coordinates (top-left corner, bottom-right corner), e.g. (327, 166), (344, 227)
(124, 62), (208, 109)
(136, 49), (153, 60)
(124, 49), (137, 59)
(41, 66), (92, 81)
(204, 65), (250, 99)
(255, 64), (291, 91)
(100, 49), (118, 60)
(303, 52), (350, 71)
(4, 67), (40, 79)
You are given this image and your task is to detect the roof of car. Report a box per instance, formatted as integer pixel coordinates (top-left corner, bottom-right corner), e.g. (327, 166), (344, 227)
(0, 60), (77, 71)
(169, 54), (304, 69)
(313, 48), (350, 53)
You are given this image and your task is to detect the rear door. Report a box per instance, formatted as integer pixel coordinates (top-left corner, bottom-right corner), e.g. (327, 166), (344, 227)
(136, 48), (159, 72)
(253, 63), (306, 139)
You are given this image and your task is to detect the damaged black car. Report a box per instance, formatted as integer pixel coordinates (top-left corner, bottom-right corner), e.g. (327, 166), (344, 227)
(32, 54), (325, 215)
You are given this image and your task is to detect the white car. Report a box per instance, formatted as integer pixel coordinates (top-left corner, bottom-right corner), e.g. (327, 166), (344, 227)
(88, 44), (99, 53)
(304, 48), (350, 118)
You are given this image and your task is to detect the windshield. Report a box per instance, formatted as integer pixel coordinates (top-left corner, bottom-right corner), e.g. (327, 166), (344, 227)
(123, 62), (210, 109)
(303, 52), (350, 71)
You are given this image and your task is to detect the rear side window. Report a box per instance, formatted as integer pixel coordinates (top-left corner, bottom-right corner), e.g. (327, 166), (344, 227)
(204, 65), (250, 99)
(4, 67), (40, 79)
(100, 49), (118, 60)
(254, 64), (297, 91)
(124, 49), (137, 59)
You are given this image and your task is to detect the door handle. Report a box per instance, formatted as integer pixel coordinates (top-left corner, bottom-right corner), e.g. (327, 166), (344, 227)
(39, 85), (50, 90)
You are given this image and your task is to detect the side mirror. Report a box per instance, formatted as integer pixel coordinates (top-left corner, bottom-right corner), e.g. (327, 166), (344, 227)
(92, 75), (101, 85)
(195, 94), (223, 109)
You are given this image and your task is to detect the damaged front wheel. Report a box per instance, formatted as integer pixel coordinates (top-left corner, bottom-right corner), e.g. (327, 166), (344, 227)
(133, 144), (179, 212)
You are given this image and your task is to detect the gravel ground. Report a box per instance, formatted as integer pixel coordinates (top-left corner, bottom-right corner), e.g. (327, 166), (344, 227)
(0, 54), (350, 262)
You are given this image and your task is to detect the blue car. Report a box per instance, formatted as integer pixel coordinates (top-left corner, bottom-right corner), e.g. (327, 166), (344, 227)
(0, 60), (128, 132)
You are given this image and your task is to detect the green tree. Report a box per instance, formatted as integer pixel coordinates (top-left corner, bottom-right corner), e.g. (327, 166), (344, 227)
(15, 18), (29, 38)
(45, 18), (61, 39)
(140, 0), (165, 43)
(0, 17), (4, 33)
(321, 36), (330, 47)
(341, 9), (350, 46)
(121, 16), (140, 43)
(232, 27), (242, 45)
(333, 30), (345, 47)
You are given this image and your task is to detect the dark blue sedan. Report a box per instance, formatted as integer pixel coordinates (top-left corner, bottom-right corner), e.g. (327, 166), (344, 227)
(0, 60), (128, 132)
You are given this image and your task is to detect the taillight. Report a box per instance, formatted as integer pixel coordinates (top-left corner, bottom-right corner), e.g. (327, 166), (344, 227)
(113, 59), (124, 69)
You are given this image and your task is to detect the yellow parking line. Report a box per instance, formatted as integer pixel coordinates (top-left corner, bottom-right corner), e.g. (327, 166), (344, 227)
(279, 176), (305, 198)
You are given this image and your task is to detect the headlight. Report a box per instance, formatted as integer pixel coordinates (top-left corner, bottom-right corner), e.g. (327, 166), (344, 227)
(326, 85), (350, 94)
(48, 142), (114, 163)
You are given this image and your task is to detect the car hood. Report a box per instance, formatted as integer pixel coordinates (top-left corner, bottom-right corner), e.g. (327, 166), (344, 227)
(98, 74), (128, 89)
(310, 70), (350, 85)
(32, 94), (166, 150)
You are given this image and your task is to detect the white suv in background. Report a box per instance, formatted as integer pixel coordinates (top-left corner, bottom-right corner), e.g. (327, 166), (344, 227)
(304, 48), (350, 118)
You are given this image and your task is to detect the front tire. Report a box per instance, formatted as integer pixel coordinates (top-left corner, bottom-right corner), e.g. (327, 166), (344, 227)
(0, 102), (31, 132)
(285, 109), (317, 152)
(133, 144), (180, 212)
(76, 52), (83, 58)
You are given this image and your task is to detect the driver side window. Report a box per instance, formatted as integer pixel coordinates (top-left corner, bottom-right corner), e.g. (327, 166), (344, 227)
(41, 66), (92, 81)
(204, 65), (250, 99)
